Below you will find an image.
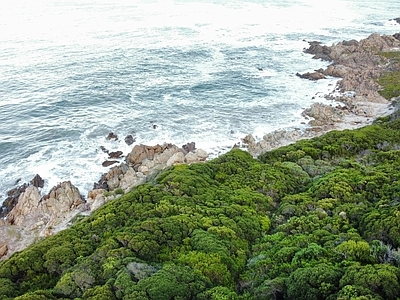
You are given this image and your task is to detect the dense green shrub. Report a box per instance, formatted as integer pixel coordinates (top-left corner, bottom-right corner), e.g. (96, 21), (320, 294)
(0, 112), (399, 299)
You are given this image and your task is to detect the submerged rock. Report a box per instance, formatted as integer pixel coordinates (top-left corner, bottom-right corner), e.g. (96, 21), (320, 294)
(106, 132), (118, 140)
(102, 160), (119, 167)
(108, 151), (123, 159)
(124, 134), (136, 146)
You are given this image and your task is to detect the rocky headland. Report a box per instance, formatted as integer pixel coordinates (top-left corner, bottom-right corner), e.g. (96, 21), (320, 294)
(243, 32), (400, 156)
(0, 142), (208, 259)
(1, 31), (400, 260)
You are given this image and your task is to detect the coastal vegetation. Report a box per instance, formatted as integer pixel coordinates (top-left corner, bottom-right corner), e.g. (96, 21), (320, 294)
(378, 51), (400, 100)
(0, 106), (400, 299)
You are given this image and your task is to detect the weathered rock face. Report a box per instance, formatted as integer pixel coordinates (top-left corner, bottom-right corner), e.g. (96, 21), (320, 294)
(6, 181), (85, 229)
(296, 71), (326, 80)
(303, 33), (400, 102)
(302, 103), (344, 126)
(1, 174), (45, 218)
(0, 180), (87, 259)
(0, 183), (28, 218)
(0, 244), (8, 258)
(88, 142), (208, 210)
(127, 144), (170, 165)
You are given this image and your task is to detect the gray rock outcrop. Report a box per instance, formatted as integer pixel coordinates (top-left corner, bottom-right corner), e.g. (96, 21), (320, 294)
(88, 142), (209, 209)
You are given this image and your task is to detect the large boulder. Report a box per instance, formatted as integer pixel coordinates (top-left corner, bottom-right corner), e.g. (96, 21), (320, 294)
(127, 144), (165, 164)
(184, 149), (209, 163)
(6, 181), (84, 229)
(302, 103), (344, 126)
(5, 185), (41, 225)
(296, 71), (326, 80)
(124, 134), (136, 146)
(166, 152), (185, 167)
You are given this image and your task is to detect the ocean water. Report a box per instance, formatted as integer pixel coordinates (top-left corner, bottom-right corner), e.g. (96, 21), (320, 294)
(1, 0), (399, 200)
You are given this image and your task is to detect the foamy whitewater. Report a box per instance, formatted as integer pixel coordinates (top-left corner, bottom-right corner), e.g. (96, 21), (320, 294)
(1, 0), (399, 200)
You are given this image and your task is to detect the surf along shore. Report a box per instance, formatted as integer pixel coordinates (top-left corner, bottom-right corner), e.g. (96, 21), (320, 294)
(1, 31), (400, 259)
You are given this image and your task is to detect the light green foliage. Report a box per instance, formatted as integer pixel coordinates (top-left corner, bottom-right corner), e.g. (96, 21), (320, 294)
(335, 240), (373, 263)
(339, 264), (400, 299)
(197, 286), (239, 300)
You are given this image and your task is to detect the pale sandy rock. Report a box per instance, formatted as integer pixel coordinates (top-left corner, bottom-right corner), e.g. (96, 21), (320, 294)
(119, 167), (137, 191)
(4, 181), (84, 239)
(303, 103), (344, 126)
(6, 186), (41, 225)
(167, 152), (185, 167)
(41, 181), (84, 214)
(87, 189), (106, 203)
(195, 149), (208, 161)
(0, 244), (8, 257)
(184, 149), (208, 163)
(136, 172), (145, 178)
(141, 159), (155, 169)
(154, 146), (179, 164)
(107, 176), (120, 191)
(138, 165), (150, 173)
(91, 194), (106, 211)
(105, 165), (124, 181)
(184, 152), (199, 164)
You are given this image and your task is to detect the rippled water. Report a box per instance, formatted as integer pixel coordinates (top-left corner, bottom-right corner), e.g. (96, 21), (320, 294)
(1, 0), (399, 199)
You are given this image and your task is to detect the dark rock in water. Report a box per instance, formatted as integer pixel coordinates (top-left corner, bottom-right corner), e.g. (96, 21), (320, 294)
(100, 146), (109, 154)
(182, 142), (196, 154)
(30, 174), (44, 188)
(296, 71), (326, 80)
(152, 124), (158, 129)
(102, 160), (119, 167)
(106, 132), (118, 141)
(94, 173), (109, 190)
(1, 182), (28, 218)
(109, 151), (123, 159)
(304, 41), (332, 61)
(394, 32), (400, 41)
(393, 17), (400, 24)
(125, 134), (136, 146)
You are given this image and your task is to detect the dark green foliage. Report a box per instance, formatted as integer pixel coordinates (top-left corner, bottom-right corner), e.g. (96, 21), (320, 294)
(0, 113), (400, 299)
(286, 264), (343, 300)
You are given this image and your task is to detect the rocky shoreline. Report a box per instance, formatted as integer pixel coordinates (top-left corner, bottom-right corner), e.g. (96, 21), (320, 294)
(1, 31), (400, 259)
(242, 32), (400, 156)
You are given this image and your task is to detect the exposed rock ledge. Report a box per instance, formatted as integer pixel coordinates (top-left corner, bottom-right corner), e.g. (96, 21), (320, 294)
(1, 142), (208, 259)
(243, 32), (400, 157)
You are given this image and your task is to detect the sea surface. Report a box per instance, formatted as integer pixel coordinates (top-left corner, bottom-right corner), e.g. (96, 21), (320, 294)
(1, 0), (399, 200)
